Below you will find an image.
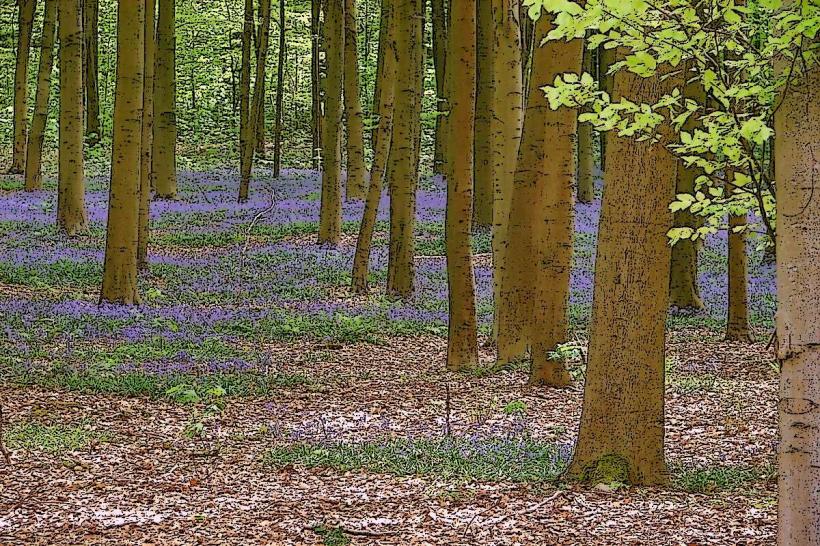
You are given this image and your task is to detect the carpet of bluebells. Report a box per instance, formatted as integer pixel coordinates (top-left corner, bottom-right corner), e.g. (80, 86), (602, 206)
(0, 168), (775, 384)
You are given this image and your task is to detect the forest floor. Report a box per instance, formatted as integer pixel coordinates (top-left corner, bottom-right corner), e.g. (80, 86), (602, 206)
(0, 169), (778, 545)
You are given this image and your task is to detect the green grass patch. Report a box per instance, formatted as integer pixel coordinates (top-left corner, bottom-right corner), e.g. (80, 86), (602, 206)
(5, 420), (110, 454)
(672, 464), (775, 493)
(264, 437), (568, 483)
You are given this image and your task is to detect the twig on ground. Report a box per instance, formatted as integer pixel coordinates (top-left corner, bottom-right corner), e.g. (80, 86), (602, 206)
(463, 490), (564, 537)
(236, 186), (277, 278)
(444, 383), (452, 437)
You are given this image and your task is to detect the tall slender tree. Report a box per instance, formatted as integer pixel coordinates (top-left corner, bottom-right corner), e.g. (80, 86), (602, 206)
(495, 11), (581, 386)
(84, 0), (101, 144)
(576, 42), (595, 204)
(774, 24), (819, 544)
(343, 0), (367, 200)
(725, 168), (751, 342)
(445, 0), (478, 371)
(10, 0), (36, 174)
(352, 0), (396, 294)
(568, 57), (682, 485)
(385, 0), (423, 298)
(318, 0), (345, 244)
(24, 0), (57, 192)
(472, 0), (493, 226)
(431, 0), (448, 174)
(272, 0), (286, 178)
(310, 0), (322, 170)
(101, 0), (145, 305)
(489, 0), (523, 344)
(153, 0), (177, 199)
(58, 0), (88, 235)
(138, 0), (157, 269)
(239, 0), (272, 202)
(239, 0), (254, 188)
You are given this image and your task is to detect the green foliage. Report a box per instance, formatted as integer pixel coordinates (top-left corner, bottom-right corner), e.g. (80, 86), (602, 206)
(5, 420), (110, 454)
(673, 463), (776, 493)
(313, 526), (351, 546)
(533, 0), (820, 246)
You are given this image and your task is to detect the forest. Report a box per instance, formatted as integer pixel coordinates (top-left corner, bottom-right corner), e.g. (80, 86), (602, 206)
(0, 0), (817, 544)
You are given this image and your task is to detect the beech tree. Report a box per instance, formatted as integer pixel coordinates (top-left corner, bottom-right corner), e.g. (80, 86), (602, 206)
(445, 0), (478, 371)
(318, 0), (345, 245)
(496, 10), (580, 387)
(272, 0), (286, 178)
(24, 0), (57, 192)
(343, 0), (367, 200)
(431, 0), (448, 174)
(576, 42), (595, 204)
(385, 0), (423, 298)
(473, 0), (493, 226)
(154, 0), (178, 199)
(84, 0), (101, 145)
(58, 0), (88, 235)
(101, 0), (145, 305)
(774, 14), (818, 542)
(138, 0), (157, 269)
(239, 0), (254, 194)
(352, 0), (396, 294)
(10, 0), (36, 174)
(310, 0), (322, 170)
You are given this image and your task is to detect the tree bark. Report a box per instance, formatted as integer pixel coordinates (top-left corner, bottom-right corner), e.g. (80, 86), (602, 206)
(310, 0), (322, 170)
(724, 169), (751, 342)
(318, 0), (345, 244)
(343, 0), (367, 200)
(472, 0), (493, 226)
(431, 0), (447, 174)
(10, 0), (36, 174)
(58, 0), (88, 236)
(84, 0), (101, 145)
(775, 33), (819, 545)
(24, 0), (57, 192)
(153, 0), (177, 199)
(496, 12), (580, 389)
(385, 0), (423, 298)
(352, 0), (396, 294)
(101, 0), (145, 305)
(576, 42), (595, 204)
(567, 58), (681, 485)
(138, 0), (156, 270)
(239, 0), (253, 186)
(272, 0), (286, 177)
(445, 0), (478, 371)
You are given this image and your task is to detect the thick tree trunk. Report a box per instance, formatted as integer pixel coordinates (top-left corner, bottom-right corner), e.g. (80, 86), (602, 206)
(567, 59), (681, 485)
(10, 0), (36, 174)
(318, 0), (345, 244)
(153, 0), (177, 199)
(310, 0), (322, 170)
(272, 0), (286, 178)
(352, 0), (395, 294)
(84, 0), (101, 145)
(775, 39), (819, 546)
(385, 0), (423, 298)
(576, 42), (595, 204)
(472, 0), (493, 226)
(138, 0), (156, 270)
(343, 0), (367, 200)
(445, 0), (478, 371)
(24, 0), (57, 192)
(239, 0), (272, 202)
(496, 13), (580, 389)
(431, 0), (447, 174)
(489, 0), (523, 343)
(101, 0), (145, 305)
(58, 0), (88, 236)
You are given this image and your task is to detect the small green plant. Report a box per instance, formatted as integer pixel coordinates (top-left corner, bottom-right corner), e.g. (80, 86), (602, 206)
(503, 400), (527, 416)
(5, 421), (110, 454)
(673, 464), (776, 494)
(313, 525), (351, 546)
(166, 384), (228, 439)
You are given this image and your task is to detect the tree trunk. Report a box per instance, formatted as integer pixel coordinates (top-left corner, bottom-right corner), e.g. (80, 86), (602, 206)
(58, 0), (88, 236)
(445, 0), (478, 371)
(518, 2), (532, 90)
(10, 0), (36, 174)
(489, 0), (523, 343)
(725, 169), (751, 342)
(272, 0), (286, 177)
(431, 0), (447, 174)
(597, 45), (616, 172)
(24, 0), (57, 192)
(385, 0), (423, 298)
(318, 0), (345, 244)
(239, 0), (272, 202)
(567, 58), (681, 485)
(84, 0), (101, 145)
(239, 0), (253, 187)
(775, 35), (819, 546)
(472, 0), (493, 226)
(495, 13), (580, 386)
(101, 0), (145, 305)
(576, 42), (595, 204)
(310, 0), (322, 170)
(352, 0), (395, 294)
(669, 75), (706, 310)
(343, 0), (367, 200)
(153, 0), (177, 199)
(138, 0), (156, 270)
